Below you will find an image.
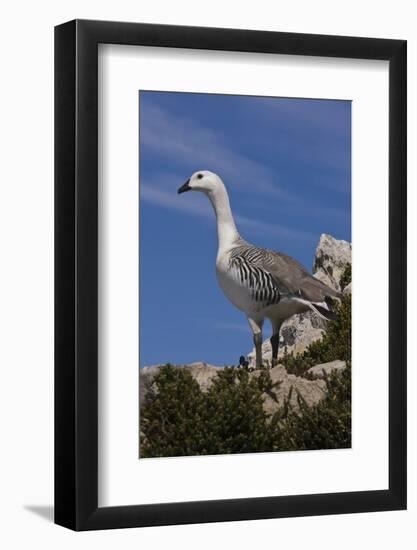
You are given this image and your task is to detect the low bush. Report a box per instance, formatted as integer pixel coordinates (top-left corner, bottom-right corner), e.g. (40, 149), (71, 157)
(140, 265), (352, 457)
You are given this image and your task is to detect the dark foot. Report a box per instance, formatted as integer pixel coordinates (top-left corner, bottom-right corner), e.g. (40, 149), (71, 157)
(239, 355), (249, 368)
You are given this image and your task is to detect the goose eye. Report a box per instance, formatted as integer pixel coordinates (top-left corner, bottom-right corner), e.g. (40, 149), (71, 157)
(197, 173), (203, 179)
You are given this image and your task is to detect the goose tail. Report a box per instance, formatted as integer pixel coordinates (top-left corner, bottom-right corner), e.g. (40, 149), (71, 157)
(308, 302), (338, 321)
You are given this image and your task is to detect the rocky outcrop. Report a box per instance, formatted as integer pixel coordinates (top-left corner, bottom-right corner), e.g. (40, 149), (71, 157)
(252, 365), (327, 414)
(247, 311), (326, 365)
(306, 360), (346, 379)
(313, 233), (352, 292)
(343, 282), (352, 296)
(141, 362), (329, 414)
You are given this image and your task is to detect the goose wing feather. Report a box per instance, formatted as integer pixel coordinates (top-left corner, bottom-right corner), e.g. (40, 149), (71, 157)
(234, 245), (341, 303)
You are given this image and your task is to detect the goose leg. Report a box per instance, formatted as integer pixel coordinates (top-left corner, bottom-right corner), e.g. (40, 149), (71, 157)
(248, 317), (263, 370)
(271, 320), (283, 367)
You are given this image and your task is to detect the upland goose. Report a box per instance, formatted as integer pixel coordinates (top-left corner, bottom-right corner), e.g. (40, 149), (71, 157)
(178, 171), (341, 369)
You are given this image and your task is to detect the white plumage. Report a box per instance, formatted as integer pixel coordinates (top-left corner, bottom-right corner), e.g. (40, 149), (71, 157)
(178, 170), (340, 369)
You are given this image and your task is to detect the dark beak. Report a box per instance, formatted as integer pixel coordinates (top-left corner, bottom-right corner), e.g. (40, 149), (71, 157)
(177, 179), (191, 194)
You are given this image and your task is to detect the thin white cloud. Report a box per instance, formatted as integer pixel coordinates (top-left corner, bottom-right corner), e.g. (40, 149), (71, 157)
(140, 103), (290, 199)
(140, 180), (315, 243)
(235, 213), (315, 242)
(251, 191), (351, 226)
(139, 98), (349, 238)
(140, 184), (211, 220)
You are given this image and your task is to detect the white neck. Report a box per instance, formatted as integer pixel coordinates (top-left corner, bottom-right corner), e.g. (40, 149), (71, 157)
(207, 184), (240, 253)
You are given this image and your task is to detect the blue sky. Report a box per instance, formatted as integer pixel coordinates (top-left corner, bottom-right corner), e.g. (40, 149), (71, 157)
(139, 91), (351, 367)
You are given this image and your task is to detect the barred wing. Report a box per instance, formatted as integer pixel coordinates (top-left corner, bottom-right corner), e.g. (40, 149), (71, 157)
(230, 245), (341, 304)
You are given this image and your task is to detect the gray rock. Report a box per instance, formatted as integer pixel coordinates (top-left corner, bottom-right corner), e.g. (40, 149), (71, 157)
(140, 365), (161, 405)
(141, 362), (329, 415)
(252, 365), (327, 414)
(182, 362), (221, 391)
(139, 363), (326, 415)
(306, 360), (347, 378)
(343, 282), (352, 296)
(313, 233), (352, 291)
(247, 311), (325, 367)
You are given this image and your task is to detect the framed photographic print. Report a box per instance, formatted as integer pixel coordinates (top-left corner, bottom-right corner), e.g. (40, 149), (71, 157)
(55, 19), (406, 530)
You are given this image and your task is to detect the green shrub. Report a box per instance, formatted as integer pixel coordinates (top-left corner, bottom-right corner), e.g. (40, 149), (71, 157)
(140, 365), (207, 458)
(140, 264), (352, 457)
(340, 263), (352, 291)
(281, 264), (352, 377)
(140, 363), (351, 457)
(140, 365), (278, 457)
(270, 364), (351, 451)
(281, 294), (351, 376)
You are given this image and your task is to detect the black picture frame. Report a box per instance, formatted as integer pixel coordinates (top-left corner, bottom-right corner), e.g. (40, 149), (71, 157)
(55, 19), (407, 531)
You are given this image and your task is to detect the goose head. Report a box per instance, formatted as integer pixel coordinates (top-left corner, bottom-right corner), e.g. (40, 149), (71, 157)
(177, 170), (224, 196)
